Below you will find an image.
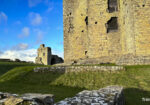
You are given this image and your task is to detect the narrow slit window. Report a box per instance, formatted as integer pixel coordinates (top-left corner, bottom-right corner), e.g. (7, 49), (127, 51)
(85, 51), (88, 55)
(85, 16), (88, 26)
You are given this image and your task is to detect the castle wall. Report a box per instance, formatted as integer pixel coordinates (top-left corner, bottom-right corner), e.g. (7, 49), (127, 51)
(133, 0), (150, 56)
(63, 0), (88, 62)
(64, 0), (122, 63)
(121, 0), (150, 56)
(87, 0), (121, 60)
(64, 0), (150, 65)
(120, 0), (135, 55)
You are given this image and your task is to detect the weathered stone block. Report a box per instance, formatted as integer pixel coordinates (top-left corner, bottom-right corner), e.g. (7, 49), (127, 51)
(55, 86), (124, 105)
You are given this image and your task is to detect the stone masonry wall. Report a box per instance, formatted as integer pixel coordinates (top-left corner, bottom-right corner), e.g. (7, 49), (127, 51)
(64, 0), (150, 65)
(35, 44), (52, 65)
(56, 86), (124, 105)
(63, 0), (88, 63)
(134, 0), (150, 56)
(63, 0), (121, 63)
(33, 66), (125, 73)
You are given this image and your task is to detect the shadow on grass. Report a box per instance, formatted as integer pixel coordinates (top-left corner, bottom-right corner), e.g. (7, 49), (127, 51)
(124, 88), (150, 105)
(0, 70), (84, 102)
(1, 64), (150, 104)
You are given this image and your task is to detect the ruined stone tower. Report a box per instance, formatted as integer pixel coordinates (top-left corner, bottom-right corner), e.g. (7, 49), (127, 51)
(63, 0), (150, 65)
(35, 44), (52, 65)
(35, 44), (64, 65)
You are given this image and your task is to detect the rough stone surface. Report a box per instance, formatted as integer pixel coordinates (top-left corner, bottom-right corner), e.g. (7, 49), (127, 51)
(0, 86), (124, 105)
(116, 54), (150, 65)
(63, 0), (150, 65)
(0, 92), (54, 105)
(4, 97), (23, 105)
(35, 44), (64, 65)
(33, 65), (125, 73)
(55, 86), (124, 105)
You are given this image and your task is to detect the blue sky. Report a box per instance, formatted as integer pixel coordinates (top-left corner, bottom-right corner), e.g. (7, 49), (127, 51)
(0, 0), (63, 61)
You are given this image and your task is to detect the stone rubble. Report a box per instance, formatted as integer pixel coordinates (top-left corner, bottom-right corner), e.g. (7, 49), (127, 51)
(0, 93), (54, 105)
(0, 86), (124, 105)
(55, 86), (124, 105)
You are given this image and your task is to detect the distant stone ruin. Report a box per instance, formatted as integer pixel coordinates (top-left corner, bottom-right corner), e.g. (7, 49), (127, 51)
(35, 44), (64, 65)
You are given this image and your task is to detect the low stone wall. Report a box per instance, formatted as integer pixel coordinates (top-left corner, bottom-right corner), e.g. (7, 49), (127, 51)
(33, 66), (125, 73)
(0, 92), (54, 105)
(55, 86), (124, 105)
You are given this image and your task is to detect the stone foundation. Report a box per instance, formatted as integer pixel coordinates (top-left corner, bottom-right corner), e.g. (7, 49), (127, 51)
(117, 54), (150, 65)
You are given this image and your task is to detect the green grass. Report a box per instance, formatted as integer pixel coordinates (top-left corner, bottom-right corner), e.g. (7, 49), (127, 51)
(0, 62), (150, 105)
(0, 62), (42, 76)
(0, 66), (83, 102)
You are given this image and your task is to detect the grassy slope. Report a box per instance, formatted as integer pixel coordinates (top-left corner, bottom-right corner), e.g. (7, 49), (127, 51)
(0, 66), (83, 102)
(0, 62), (42, 76)
(0, 62), (150, 105)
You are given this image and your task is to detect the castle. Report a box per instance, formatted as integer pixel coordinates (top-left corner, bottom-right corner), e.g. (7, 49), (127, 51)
(35, 44), (64, 65)
(63, 0), (150, 65)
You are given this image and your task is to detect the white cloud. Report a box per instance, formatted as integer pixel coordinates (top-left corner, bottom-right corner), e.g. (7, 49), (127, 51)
(18, 27), (30, 38)
(12, 43), (29, 51)
(28, 0), (42, 7)
(29, 12), (42, 26)
(0, 49), (37, 62)
(0, 48), (64, 62)
(0, 12), (8, 24)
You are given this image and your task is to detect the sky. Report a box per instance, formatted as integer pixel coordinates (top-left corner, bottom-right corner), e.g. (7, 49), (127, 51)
(0, 0), (63, 62)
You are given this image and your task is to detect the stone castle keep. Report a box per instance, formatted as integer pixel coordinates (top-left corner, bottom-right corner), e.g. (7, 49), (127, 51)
(35, 44), (63, 65)
(63, 0), (150, 65)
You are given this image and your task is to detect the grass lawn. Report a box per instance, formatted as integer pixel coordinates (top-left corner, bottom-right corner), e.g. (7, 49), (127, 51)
(0, 62), (150, 105)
